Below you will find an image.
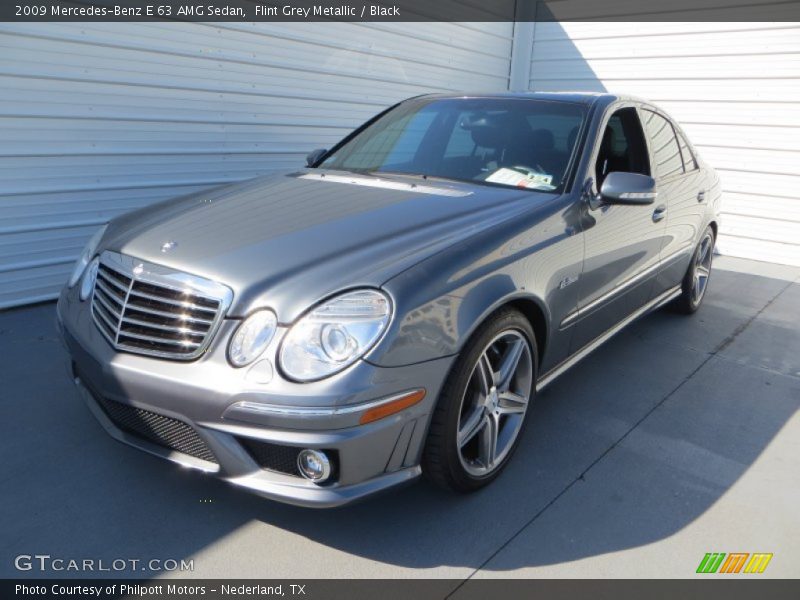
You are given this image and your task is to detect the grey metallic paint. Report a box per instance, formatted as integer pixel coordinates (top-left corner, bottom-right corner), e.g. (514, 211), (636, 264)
(58, 92), (721, 506)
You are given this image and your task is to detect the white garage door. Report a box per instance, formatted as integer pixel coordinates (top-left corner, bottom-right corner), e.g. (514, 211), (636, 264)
(0, 21), (513, 309)
(527, 21), (800, 267)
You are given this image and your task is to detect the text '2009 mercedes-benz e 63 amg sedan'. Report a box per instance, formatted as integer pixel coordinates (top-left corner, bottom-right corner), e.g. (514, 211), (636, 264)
(57, 92), (720, 507)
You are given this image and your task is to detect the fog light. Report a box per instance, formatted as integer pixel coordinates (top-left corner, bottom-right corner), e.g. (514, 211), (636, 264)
(297, 449), (331, 483)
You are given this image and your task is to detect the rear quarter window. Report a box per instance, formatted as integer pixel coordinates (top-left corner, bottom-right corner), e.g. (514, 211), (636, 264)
(677, 130), (699, 171)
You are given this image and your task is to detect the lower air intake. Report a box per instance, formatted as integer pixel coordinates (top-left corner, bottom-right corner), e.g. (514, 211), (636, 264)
(237, 438), (311, 477)
(95, 395), (218, 464)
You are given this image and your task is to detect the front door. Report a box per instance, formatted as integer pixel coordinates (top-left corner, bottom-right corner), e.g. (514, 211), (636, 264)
(568, 105), (666, 352)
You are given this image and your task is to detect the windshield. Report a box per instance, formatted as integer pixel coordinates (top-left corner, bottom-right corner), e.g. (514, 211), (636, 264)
(318, 98), (587, 192)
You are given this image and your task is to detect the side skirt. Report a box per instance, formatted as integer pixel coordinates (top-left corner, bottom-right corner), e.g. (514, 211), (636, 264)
(536, 285), (681, 392)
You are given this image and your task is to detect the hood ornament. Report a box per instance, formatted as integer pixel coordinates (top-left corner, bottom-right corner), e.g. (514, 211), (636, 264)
(161, 241), (178, 253)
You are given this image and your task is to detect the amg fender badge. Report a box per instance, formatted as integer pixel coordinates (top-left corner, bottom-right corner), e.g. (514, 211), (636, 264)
(559, 275), (579, 289)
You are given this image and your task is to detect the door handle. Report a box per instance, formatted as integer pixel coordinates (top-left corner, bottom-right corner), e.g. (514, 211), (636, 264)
(652, 205), (667, 223)
(697, 190), (706, 202)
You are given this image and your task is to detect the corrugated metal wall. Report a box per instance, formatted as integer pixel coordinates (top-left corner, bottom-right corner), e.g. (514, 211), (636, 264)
(527, 21), (800, 267)
(3, 19), (798, 309)
(0, 22), (513, 309)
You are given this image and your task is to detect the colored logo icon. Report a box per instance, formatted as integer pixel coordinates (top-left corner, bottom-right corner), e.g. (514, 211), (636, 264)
(696, 553), (773, 574)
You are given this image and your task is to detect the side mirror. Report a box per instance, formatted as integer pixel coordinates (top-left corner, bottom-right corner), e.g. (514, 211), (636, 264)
(598, 172), (657, 206)
(306, 148), (328, 167)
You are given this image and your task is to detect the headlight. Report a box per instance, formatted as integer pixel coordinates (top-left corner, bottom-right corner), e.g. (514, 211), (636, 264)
(228, 310), (278, 367)
(68, 224), (107, 288)
(279, 289), (392, 381)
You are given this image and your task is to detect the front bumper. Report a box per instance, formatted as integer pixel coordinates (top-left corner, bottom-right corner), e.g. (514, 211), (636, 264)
(57, 287), (454, 508)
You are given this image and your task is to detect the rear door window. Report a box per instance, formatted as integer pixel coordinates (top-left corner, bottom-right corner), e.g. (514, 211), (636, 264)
(642, 110), (684, 179)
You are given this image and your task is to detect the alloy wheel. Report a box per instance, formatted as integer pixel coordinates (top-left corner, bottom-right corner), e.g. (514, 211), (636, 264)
(456, 330), (533, 477)
(692, 232), (714, 305)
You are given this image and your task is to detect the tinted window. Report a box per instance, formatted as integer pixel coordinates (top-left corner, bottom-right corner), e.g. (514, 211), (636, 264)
(677, 130), (698, 171)
(336, 109), (437, 169)
(642, 110), (683, 179)
(595, 108), (650, 187)
(443, 117), (477, 158)
(527, 114), (581, 155)
(320, 98), (587, 192)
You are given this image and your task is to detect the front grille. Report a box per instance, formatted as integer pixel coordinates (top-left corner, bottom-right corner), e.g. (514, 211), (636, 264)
(95, 394), (218, 464)
(91, 251), (231, 360)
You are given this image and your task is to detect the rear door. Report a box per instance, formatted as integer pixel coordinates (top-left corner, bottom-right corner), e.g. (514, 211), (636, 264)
(640, 109), (705, 296)
(568, 104), (666, 352)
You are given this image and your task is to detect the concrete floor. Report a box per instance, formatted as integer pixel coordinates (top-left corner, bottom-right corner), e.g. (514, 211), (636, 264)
(1, 256), (798, 582)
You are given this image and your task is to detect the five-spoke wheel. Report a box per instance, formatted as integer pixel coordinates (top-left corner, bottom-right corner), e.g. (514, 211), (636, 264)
(692, 232), (713, 305)
(673, 225), (715, 314)
(457, 331), (533, 476)
(423, 308), (536, 492)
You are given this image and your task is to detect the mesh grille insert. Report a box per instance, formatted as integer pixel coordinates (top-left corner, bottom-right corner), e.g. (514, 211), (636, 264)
(95, 395), (217, 464)
(238, 438), (304, 476)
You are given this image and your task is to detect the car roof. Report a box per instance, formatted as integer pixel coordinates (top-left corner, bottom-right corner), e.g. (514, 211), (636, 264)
(415, 91), (643, 107)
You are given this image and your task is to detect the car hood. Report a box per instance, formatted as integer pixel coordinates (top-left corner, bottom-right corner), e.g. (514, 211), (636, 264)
(105, 170), (554, 320)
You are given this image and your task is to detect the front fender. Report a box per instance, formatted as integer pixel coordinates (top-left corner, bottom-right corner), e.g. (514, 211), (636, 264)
(366, 195), (582, 370)
(369, 278), (550, 369)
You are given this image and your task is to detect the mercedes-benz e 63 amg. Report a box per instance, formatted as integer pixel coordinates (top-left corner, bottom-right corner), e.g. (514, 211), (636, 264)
(58, 93), (720, 506)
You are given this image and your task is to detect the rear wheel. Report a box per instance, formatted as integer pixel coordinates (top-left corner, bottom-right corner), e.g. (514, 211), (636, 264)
(422, 308), (536, 492)
(672, 226), (715, 314)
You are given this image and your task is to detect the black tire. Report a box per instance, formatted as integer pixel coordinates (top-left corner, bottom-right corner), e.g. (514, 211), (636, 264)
(671, 225), (716, 315)
(422, 308), (537, 493)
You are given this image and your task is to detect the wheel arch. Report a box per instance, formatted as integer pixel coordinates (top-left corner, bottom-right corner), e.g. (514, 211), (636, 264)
(505, 297), (548, 366)
(460, 292), (550, 369)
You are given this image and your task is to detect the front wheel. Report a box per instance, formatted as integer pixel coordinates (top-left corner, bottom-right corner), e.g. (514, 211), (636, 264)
(672, 225), (715, 314)
(422, 309), (537, 492)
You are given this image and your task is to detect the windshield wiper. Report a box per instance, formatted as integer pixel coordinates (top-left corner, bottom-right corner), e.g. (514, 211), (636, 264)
(364, 170), (554, 194)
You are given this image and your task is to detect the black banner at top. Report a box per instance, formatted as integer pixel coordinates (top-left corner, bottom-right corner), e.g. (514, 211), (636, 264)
(3, 0), (800, 22)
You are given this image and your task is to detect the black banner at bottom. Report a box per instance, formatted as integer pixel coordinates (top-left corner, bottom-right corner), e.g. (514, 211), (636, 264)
(4, 579), (800, 600)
